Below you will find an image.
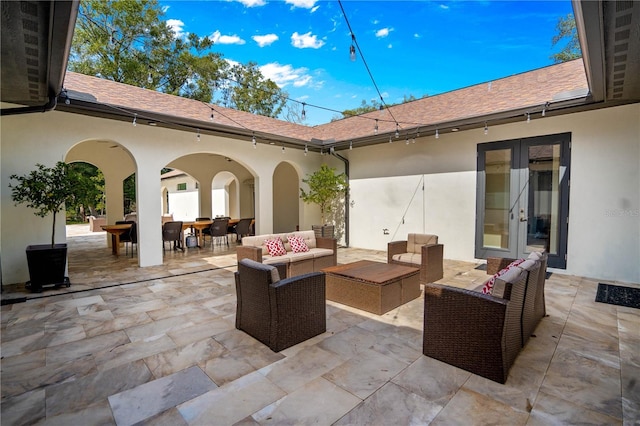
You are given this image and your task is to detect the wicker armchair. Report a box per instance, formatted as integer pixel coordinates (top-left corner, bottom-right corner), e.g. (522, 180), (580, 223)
(388, 234), (444, 284)
(423, 267), (529, 384)
(235, 259), (326, 352)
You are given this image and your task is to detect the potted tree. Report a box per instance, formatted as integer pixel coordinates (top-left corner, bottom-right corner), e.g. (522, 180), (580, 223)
(300, 164), (348, 239)
(9, 162), (77, 292)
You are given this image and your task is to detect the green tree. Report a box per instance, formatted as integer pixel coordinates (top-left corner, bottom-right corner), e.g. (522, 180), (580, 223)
(70, 0), (286, 116)
(300, 164), (348, 224)
(9, 162), (80, 246)
(227, 62), (287, 118)
(339, 95), (423, 120)
(551, 13), (582, 63)
(67, 162), (105, 220)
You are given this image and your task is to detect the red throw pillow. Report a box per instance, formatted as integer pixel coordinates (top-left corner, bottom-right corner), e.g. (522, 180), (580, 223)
(264, 238), (287, 256)
(482, 258), (525, 295)
(288, 235), (310, 253)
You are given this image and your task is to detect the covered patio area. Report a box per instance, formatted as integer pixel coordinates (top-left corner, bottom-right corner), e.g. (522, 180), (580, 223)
(1, 226), (637, 424)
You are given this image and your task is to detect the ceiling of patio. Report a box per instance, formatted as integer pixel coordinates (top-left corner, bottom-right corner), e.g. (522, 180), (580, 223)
(1, 0), (638, 130)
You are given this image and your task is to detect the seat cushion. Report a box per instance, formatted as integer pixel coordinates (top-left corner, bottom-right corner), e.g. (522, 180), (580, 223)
(391, 252), (421, 265)
(482, 258), (525, 295)
(407, 234), (438, 254)
(239, 258), (280, 283)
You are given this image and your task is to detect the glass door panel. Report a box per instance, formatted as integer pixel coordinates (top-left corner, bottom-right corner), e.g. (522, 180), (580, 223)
(483, 149), (511, 249)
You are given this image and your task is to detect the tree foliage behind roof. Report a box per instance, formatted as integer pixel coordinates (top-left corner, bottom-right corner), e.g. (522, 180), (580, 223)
(551, 13), (582, 63)
(69, 0), (288, 118)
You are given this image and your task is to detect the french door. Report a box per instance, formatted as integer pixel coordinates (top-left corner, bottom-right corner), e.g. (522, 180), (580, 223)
(475, 133), (571, 269)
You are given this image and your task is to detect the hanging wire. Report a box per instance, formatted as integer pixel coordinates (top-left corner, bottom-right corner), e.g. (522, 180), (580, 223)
(338, 0), (401, 129)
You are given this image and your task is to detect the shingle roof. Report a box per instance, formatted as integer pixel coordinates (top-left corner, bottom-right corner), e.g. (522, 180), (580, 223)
(63, 59), (588, 148)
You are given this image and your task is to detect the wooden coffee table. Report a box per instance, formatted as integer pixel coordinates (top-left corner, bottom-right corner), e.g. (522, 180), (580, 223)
(322, 260), (420, 315)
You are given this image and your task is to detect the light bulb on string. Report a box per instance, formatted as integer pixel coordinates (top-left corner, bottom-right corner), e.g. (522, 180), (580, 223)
(349, 140), (353, 150)
(389, 135), (393, 143)
(301, 103), (306, 120)
(349, 34), (356, 61)
(484, 122), (488, 135)
(374, 119), (378, 134)
(282, 146), (285, 154)
(252, 133), (257, 149)
(132, 113), (137, 127)
(405, 136), (409, 145)
(395, 123), (400, 138)
(435, 128), (439, 139)
(304, 145), (308, 156)
(416, 128), (420, 138)
(526, 112), (531, 123)
(210, 108), (214, 121)
(196, 129), (200, 142)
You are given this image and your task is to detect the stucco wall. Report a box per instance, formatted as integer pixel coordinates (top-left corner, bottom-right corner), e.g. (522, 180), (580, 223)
(2, 103), (638, 285)
(345, 103), (639, 283)
(1, 109), (326, 284)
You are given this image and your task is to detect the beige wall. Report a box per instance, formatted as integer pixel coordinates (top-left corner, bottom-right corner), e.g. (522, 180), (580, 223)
(344, 103), (640, 283)
(1, 109), (326, 285)
(2, 103), (638, 285)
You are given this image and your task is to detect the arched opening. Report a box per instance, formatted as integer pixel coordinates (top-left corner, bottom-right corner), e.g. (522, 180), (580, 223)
(273, 162), (300, 233)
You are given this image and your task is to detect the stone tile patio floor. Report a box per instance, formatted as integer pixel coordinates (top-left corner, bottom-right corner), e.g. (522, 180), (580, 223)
(1, 225), (638, 425)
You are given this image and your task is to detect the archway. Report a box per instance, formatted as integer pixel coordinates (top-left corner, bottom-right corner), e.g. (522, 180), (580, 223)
(273, 162), (300, 233)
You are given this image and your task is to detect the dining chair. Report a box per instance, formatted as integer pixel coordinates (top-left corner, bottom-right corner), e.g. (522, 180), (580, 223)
(196, 217), (211, 241)
(207, 218), (229, 248)
(232, 218), (253, 242)
(162, 221), (184, 251)
(115, 220), (137, 257)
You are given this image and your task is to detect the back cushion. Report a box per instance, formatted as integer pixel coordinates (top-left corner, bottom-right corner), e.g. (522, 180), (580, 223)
(407, 234), (438, 253)
(482, 258), (525, 295)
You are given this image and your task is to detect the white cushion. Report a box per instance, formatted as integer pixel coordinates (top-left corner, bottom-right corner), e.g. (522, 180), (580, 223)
(392, 253), (421, 265)
(407, 234), (438, 254)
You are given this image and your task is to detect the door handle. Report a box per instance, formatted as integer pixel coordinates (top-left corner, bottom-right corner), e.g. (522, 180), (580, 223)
(519, 208), (527, 222)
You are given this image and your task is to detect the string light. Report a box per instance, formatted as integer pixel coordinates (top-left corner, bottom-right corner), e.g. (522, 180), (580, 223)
(405, 136), (410, 145)
(389, 135), (393, 143)
(301, 103), (306, 120)
(304, 144), (308, 156)
(435, 128), (439, 139)
(349, 140), (353, 150)
(282, 146), (285, 154)
(484, 122), (488, 135)
(395, 123), (400, 138)
(349, 35), (356, 61)
(210, 108), (214, 121)
(526, 112), (531, 123)
(374, 119), (378, 134)
(416, 128), (420, 138)
(252, 133), (256, 148)
(132, 113), (137, 126)
(196, 129), (200, 142)
(542, 102), (549, 117)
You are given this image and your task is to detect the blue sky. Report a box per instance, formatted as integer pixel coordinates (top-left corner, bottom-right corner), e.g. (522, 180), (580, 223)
(161, 0), (575, 125)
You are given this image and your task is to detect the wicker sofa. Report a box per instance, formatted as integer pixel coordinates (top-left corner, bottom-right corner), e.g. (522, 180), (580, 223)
(423, 251), (547, 383)
(236, 230), (337, 278)
(388, 233), (444, 284)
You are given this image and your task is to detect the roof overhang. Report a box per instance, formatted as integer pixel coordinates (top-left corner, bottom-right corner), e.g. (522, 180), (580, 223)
(1, 1), (78, 111)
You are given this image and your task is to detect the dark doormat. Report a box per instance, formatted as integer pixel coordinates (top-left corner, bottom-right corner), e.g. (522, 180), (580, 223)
(595, 283), (640, 309)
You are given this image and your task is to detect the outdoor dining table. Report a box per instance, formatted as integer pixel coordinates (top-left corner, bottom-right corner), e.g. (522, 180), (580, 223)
(101, 223), (132, 256)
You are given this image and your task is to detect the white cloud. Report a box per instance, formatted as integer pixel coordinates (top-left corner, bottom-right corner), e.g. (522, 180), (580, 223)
(291, 32), (325, 49)
(253, 34), (279, 47)
(387, 44), (393, 49)
(440, 4), (450, 10)
(235, 0), (266, 7)
(259, 62), (313, 88)
(166, 19), (186, 38)
(311, 5), (320, 13)
(414, 33), (421, 39)
(285, 0), (317, 9)
(376, 28), (393, 38)
(210, 30), (246, 45)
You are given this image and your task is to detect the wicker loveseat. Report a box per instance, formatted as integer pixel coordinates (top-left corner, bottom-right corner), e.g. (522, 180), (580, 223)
(388, 233), (444, 284)
(235, 259), (326, 352)
(423, 251), (547, 383)
(237, 230), (337, 278)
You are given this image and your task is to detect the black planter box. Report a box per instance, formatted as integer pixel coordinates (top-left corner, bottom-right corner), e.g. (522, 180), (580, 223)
(25, 244), (69, 292)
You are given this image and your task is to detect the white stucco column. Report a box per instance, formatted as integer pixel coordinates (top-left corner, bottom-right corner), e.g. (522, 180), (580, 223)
(103, 170), (126, 246)
(254, 175), (273, 235)
(199, 181), (213, 218)
(137, 163), (163, 267)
